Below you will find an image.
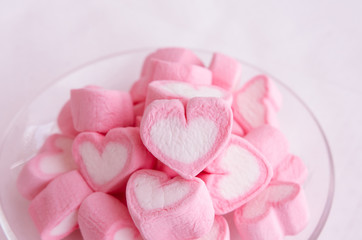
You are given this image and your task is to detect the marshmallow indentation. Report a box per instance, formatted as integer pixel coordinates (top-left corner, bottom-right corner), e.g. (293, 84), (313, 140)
(218, 145), (260, 199)
(150, 117), (218, 164)
(134, 174), (190, 210)
(79, 141), (128, 185)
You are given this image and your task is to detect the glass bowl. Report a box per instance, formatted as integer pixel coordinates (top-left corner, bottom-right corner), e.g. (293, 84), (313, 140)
(0, 49), (334, 240)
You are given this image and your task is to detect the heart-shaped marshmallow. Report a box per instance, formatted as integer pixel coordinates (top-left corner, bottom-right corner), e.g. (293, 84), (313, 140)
(209, 52), (242, 91)
(145, 80), (233, 107)
(73, 127), (155, 193)
(17, 134), (77, 200)
(71, 86), (134, 133)
(273, 154), (308, 184)
(201, 135), (273, 214)
(29, 170), (93, 240)
(140, 47), (204, 77)
(232, 75), (282, 132)
(140, 97), (232, 179)
(197, 215), (230, 240)
(130, 59), (212, 103)
(244, 125), (289, 169)
(126, 169), (215, 240)
(234, 181), (309, 240)
(78, 192), (142, 240)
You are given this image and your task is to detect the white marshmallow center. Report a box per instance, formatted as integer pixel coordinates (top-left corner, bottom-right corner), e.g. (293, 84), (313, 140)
(241, 184), (296, 219)
(133, 174), (190, 210)
(160, 82), (224, 99)
(39, 137), (76, 175)
(150, 117), (218, 163)
(218, 145), (260, 199)
(236, 80), (266, 127)
(79, 141), (128, 185)
(114, 228), (141, 240)
(50, 211), (78, 236)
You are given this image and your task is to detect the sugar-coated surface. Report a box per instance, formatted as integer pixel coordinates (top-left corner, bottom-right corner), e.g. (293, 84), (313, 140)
(113, 228), (141, 240)
(39, 137), (75, 174)
(160, 82), (224, 98)
(197, 217), (222, 240)
(79, 141), (128, 185)
(133, 174), (190, 210)
(50, 211), (78, 237)
(241, 184), (297, 219)
(150, 117), (218, 164)
(235, 79), (266, 128)
(218, 145), (260, 199)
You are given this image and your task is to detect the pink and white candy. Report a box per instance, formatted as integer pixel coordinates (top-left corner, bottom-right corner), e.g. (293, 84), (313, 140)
(57, 101), (79, 136)
(232, 75), (282, 132)
(234, 181), (309, 240)
(273, 154), (308, 184)
(17, 134), (77, 200)
(145, 80), (233, 107)
(197, 215), (230, 240)
(131, 59), (212, 103)
(140, 97), (232, 179)
(29, 170), (93, 240)
(126, 169), (215, 240)
(202, 134), (273, 214)
(244, 125), (289, 169)
(71, 86), (134, 133)
(140, 47), (205, 77)
(72, 127), (155, 193)
(78, 192), (142, 240)
(209, 52), (242, 91)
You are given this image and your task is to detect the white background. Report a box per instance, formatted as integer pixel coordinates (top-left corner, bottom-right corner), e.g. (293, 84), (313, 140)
(0, 1), (361, 239)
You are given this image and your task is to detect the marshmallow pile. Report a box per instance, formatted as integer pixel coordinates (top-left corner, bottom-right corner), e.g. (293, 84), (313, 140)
(17, 48), (309, 240)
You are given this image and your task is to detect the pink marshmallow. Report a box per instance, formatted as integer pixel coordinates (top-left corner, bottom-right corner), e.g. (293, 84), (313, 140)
(17, 134), (77, 200)
(231, 119), (245, 137)
(140, 97), (232, 179)
(273, 154), (308, 184)
(151, 59), (211, 84)
(144, 80), (233, 107)
(129, 79), (145, 103)
(57, 100), (79, 136)
(29, 170), (93, 240)
(71, 87), (134, 133)
(234, 181), (309, 240)
(126, 169), (215, 240)
(131, 60), (212, 103)
(134, 116), (142, 127)
(201, 135), (273, 214)
(244, 125), (289, 169)
(196, 215), (230, 240)
(209, 52), (242, 91)
(140, 47), (204, 77)
(155, 161), (179, 178)
(72, 127), (155, 193)
(133, 102), (145, 117)
(232, 75), (282, 132)
(78, 192), (142, 240)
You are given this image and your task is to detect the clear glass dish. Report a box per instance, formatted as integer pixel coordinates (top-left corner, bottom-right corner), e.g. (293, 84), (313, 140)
(0, 49), (334, 240)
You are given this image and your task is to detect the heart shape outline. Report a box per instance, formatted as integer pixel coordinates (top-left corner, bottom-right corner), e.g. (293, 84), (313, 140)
(232, 75), (281, 132)
(202, 135), (273, 214)
(73, 127), (154, 193)
(126, 169), (215, 240)
(234, 181), (309, 239)
(140, 97), (232, 179)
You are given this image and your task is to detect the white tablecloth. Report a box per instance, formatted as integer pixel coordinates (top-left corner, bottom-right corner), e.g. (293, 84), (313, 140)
(1, 1), (361, 239)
